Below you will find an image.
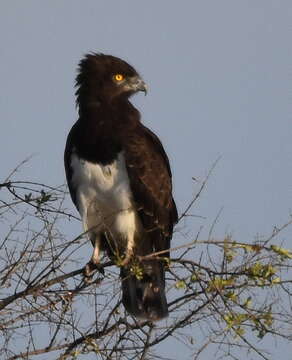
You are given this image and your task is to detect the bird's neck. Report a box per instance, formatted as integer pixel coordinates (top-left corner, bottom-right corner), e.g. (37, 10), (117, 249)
(74, 98), (141, 164)
(78, 98), (141, 128)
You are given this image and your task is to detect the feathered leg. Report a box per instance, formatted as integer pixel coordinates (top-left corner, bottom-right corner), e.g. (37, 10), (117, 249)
(84, 234), (101, 277)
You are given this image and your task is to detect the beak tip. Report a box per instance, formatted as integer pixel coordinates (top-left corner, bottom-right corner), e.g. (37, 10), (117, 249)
(127, 76), (148, 96)
(139, 81), (148, 96)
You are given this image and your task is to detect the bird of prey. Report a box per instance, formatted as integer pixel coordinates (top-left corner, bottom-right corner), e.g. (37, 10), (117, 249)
(64, 53), (177, 321)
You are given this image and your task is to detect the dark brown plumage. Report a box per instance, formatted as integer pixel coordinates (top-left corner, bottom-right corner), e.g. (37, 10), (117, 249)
(64, 53), (177, 320)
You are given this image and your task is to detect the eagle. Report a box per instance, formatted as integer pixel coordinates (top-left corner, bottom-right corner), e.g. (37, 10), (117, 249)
(64, 53), (178, 321)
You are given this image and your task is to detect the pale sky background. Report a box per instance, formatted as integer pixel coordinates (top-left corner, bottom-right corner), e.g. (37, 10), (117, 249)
(0, 1), (291, 359)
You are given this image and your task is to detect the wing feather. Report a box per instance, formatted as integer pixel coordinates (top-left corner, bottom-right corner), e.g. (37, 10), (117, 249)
(123, 125), (178, 255)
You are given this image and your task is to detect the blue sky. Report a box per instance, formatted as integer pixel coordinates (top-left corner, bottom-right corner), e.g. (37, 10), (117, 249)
(0, 1), (291, 359)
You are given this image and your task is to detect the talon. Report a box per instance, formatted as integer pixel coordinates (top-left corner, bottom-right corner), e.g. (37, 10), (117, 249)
(84, 260), (105, 278)
(83, 274), (93, 284)
(84, 261), (97, 277)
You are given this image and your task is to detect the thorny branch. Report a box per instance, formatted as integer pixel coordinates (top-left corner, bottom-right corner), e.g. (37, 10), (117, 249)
(0, 167), (292, 360)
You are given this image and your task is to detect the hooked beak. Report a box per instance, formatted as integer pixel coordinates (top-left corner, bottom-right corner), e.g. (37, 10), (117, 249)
(127, 76), (148, 95)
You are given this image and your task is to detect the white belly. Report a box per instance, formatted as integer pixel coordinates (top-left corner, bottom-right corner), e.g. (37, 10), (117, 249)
(70, 151), (138, 246)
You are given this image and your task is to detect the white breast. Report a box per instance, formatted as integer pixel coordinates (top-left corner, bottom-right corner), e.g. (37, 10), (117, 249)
(70, 151), (139, 249)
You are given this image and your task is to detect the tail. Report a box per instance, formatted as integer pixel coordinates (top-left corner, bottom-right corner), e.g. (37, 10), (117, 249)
(120, 259), (168, 321)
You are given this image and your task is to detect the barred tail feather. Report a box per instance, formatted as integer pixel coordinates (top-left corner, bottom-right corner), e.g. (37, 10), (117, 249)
(120, 259), (168, 321)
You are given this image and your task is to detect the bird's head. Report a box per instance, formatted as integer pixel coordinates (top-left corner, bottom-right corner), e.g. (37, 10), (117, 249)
(75, 53), (147, 107)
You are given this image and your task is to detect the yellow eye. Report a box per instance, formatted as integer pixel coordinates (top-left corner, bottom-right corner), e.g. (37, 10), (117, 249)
(114, 74), (124, 81)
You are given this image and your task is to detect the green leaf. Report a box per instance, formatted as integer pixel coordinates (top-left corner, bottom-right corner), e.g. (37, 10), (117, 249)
(175, 280), (186, 289)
